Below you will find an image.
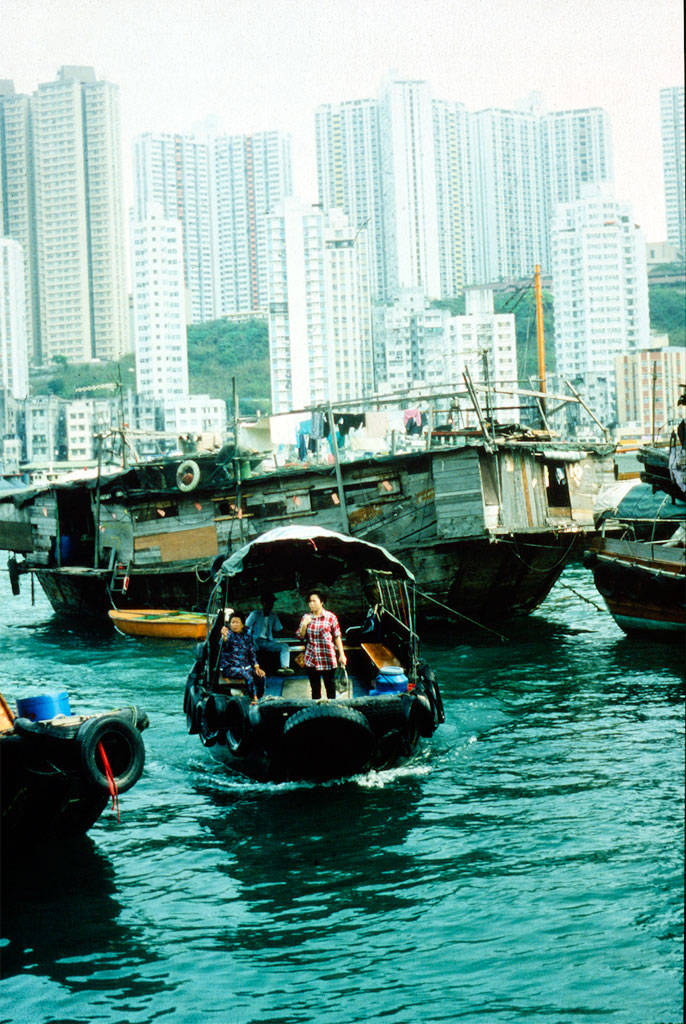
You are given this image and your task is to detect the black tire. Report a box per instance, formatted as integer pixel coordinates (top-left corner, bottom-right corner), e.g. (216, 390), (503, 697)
(176, 459), (201, 492)
(77, 716), (145, 793)
(418, 664), (445, 725)
(404, 693), (435, 739)
(281, 703), (375, 780)
(225, 696), (251, 755)
(8, 557), (20, 596)
(198, 693), (229, 747)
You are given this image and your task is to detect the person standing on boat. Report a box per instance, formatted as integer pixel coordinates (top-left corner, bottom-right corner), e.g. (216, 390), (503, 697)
(297, 590), (347, 700)
(246, 594), (293, 675)
(220, 612), (266, 701)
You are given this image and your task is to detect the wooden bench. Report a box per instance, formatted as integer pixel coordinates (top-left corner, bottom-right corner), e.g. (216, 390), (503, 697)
(361, 642), (403, 670)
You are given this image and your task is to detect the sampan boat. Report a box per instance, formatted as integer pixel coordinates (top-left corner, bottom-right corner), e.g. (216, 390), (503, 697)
(184, 525), (444, 782)
(108, 608), (207, 639)
(0, 690), (149, 853)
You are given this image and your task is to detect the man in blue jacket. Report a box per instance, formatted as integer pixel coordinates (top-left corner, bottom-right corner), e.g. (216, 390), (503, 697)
(246, 593), (294, 675)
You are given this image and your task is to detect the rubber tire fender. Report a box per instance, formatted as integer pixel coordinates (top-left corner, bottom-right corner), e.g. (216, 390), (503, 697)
(77, 715), (145, 793)
(8, 557), (20, 596)
(403, 693), (435, 739)
(225, 696), (252, 755)
(176, 459), (201, 492)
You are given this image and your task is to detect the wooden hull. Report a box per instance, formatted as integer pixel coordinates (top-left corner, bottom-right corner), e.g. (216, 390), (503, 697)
(585, 537), (686, 637)
(1, 707), (149, 853)
(108, 608), (207, 639)
(2, 439), (612, 624)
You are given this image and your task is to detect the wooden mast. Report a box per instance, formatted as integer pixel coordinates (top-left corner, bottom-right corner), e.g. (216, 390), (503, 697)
(534, 264), (547, 421)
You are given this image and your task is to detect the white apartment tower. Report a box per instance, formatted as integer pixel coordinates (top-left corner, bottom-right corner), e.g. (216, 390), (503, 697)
(131, 204), (189, 400)
(551, 184), (650, 425)
(315, 98), (386, 299)
(471, 107), (546, 283)
(133, 133), (215, 323)
(0, 83), (40, 360)
(0, 68), (129, 365)
(266, 198), (373, 413)
(660, 86), (685, 257)
(0, 237), (29, 401)
(377, 79), (442, 299)
(214, 132), (293, 315)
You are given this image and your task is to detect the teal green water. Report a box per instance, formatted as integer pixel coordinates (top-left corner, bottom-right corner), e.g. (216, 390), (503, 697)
(1, 566), (683, 1024)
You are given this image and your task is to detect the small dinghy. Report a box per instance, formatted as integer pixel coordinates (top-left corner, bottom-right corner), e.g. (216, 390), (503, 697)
(184, 525), (444, 782)
(108, 608), (207, 639)
(0, 690), (149, 853)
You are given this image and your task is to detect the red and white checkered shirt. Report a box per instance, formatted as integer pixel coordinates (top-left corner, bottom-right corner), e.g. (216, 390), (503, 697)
(299, 610), (341, 670)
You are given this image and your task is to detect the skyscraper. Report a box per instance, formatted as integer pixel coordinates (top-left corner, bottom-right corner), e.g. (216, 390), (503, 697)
(470, 107), (546, 283)
(266, 198), (373, 413)
(0, 67), (129, 365)
(133, 132), (215, 323)
(0, 82), (40, 360)
(660, 86), (685, 257)
(131, 204), (189, 400)
(213, 131), (293, 316)
(315, 97), (386, 298)
(551, 184), (649, 426)
(0, 237), (29, 403)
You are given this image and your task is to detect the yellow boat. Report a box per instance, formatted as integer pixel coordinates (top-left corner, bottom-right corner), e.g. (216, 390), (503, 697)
(108, 609), (208, 639)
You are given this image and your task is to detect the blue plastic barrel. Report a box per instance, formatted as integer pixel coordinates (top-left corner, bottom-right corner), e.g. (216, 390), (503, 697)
(370, 667), (409, 695)
(16, 691), (71, 721)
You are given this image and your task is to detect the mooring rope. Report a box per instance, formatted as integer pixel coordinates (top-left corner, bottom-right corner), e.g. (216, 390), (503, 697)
(414, 587), (509, 642)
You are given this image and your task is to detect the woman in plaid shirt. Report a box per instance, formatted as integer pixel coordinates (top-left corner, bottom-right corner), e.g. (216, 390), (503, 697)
(297, 589), (347, 700)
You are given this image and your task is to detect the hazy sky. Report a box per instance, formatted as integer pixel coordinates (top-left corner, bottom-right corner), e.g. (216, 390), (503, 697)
(2, 0), (684, 240)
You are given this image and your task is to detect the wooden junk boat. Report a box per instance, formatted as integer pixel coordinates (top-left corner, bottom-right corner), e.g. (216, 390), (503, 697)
(0, 690), (149, 852)
(0, 398), (613, 628)
(183, 526), (445, 783)
(584, 434), (685, 638)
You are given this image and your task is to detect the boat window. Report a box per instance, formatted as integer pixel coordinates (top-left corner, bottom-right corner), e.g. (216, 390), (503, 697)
(215, 497), (246, 518)
(310, 489), (340, 511)
(133, 502), (180, 522)
(544, 461), (571, 510)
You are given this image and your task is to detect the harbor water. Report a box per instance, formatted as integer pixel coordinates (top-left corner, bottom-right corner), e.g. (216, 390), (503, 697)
(0, 565), (683, 1024)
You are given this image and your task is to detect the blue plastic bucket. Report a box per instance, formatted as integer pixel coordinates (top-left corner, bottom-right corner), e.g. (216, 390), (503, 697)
(16, 692), (71, 722)
(370, 668), (409, 695)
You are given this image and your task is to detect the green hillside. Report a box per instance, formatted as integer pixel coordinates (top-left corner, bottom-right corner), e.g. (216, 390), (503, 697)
(28, 278), (685, 408)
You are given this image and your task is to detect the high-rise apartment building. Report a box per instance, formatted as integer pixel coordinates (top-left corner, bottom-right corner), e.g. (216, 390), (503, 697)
(0, 83), (40, 359)
(266, 198), (373, 413)
(377, 78), (442, 299)
(315, 79), (615, 298)
(551, 184), (650, 426)
(660, 86), (685, 257)
(133, 132), (215, 323)
(0, 237), (29, 402)
(470, 107), (547, 283)
(213, 131), (293, 316)
(315, 98), (386, 298)
(131, 204), (189, 400)
(0, 68), (129, 365)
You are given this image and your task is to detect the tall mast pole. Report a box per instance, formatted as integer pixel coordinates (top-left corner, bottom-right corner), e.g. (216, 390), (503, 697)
(534, 264), (547, 422)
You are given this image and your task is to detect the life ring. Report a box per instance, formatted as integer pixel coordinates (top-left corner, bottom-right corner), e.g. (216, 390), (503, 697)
(77, 715), (146, 793)
(176, 459), (201, 492)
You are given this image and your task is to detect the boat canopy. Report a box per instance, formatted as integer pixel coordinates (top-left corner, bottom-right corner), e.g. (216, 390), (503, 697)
(216, 525), (415, 589)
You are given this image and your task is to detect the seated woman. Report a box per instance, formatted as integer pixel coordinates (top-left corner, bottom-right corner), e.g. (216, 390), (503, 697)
(219, 612), (266, 701)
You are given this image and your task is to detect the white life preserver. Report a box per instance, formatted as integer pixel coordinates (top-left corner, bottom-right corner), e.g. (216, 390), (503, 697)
(176, 459), (201, 492)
